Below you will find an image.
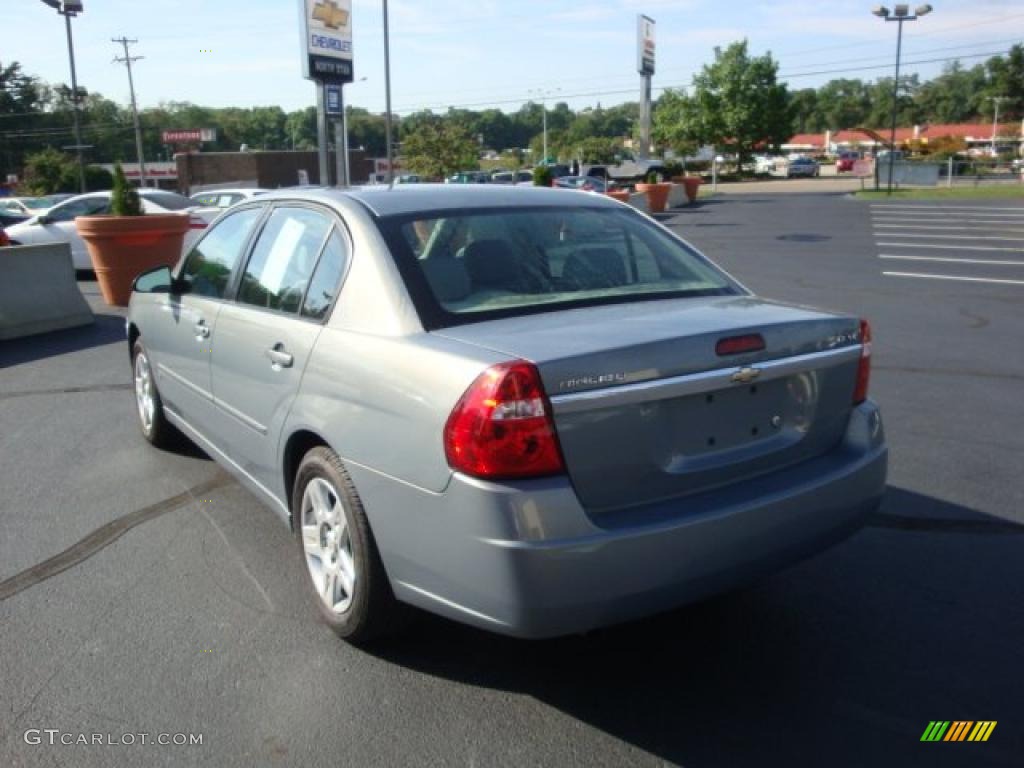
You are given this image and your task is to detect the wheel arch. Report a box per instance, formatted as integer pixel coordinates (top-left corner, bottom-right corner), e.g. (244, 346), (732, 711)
(281, 429), (331, 528)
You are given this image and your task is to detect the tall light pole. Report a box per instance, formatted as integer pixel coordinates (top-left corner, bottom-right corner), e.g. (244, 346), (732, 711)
(528, 88), (560, 165)
(989, 96), (1009, 157)
(41, 0), (87, 192)
(113, 37), (148, 187)
(382, 0), (394, 183)
(872, 4), (932, 195)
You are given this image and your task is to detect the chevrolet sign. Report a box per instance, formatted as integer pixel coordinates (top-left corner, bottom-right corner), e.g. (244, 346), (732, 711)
(300, 0), (354, 84)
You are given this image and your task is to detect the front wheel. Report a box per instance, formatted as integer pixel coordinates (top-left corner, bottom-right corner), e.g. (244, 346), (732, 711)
(293, 447), (406, 643)
(132, 340), (176, 448)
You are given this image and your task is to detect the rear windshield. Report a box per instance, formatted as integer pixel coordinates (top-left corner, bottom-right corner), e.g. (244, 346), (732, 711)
(143, 191), (194, 210)
(378, 206), (741, 329)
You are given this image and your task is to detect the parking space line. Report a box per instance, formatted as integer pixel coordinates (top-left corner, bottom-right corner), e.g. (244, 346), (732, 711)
(877, 242), (1024, 253)
(882, 271), (1024, 286)
(871, 213), (1024, 220)
(878, 254), (1024, 266)
(873, 233), (1024, 242)
(873, 224), (1024, 232)
(870, 205), (1024, 212)
(872, 217), (1024, 225)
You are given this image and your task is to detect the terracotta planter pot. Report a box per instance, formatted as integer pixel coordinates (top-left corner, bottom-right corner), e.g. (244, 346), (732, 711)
(606, 190), (630, 203)
(681, 177), (702, 202)
(76, 214), (190, 306)
(635, 182), (671, 213)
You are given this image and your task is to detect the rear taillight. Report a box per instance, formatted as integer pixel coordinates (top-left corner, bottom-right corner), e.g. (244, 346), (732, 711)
(853, 319), (872, 404)
(444, 361), (565, 480)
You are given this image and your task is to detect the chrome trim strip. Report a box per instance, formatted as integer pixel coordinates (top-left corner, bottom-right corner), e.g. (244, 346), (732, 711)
(156, 363), (212, 400)
(549, 345), (862, 415)
(212, 395), (268, 435)
(163, 408), (288, 517)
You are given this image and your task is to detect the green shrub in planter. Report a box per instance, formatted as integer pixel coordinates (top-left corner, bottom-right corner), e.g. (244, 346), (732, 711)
(111, 162), (143, 217)
(533, 165), (553, 187)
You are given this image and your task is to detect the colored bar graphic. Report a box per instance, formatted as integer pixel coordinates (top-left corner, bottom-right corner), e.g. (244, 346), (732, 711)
(921, 721), (950, 741)
(921, 721), (996, 742)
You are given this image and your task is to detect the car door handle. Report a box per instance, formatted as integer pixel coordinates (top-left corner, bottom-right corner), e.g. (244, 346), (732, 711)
(194, 321), (210, 339)
(265, 345), (294, 370)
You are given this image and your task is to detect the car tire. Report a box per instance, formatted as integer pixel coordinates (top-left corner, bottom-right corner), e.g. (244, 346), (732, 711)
(293, 446), (406, 644)
(132, 339), (176, 449)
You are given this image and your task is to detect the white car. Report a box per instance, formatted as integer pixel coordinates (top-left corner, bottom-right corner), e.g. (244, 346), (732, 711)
(0, 195), (72, 217)
(188, 187), (268, 208)
(5, 190), (218, 271)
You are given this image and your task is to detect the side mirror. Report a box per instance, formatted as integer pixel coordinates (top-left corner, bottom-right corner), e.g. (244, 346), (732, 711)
(133, 265), (177, 294)
(35, 215), (51, 225)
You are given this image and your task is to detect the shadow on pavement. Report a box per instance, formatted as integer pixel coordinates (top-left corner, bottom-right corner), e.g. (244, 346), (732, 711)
(371, 487), (1022, 767)
(1, 313), (126, 367)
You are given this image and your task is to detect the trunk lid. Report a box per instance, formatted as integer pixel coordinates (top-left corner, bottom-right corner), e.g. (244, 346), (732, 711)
(435, 296), (863, 512)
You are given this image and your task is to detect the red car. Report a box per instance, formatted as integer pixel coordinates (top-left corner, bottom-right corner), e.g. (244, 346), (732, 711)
(836, 151), (862, 173)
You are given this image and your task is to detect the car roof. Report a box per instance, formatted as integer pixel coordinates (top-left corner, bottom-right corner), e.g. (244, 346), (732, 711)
(255, 184), (621, 217)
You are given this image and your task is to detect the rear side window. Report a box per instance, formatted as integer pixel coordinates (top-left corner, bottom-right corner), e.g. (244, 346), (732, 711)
(142, 191), (194, 210)
(301, 230), (348, 320)
(381, 206), (740, 329)
(237, 207), (331, 314)
(180, 207), (261, 298)
(46, 197), (110, 222)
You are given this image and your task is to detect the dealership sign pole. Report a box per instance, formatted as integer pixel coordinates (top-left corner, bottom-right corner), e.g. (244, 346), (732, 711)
(299, 0), (354, 185)
(637, 15), (655, 160)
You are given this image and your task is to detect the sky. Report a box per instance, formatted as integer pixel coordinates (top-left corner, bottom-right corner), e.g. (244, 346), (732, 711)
(5, 0), (1024, 118)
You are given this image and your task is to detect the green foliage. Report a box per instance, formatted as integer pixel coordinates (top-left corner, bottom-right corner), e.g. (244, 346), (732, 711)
(532, 165), (552, 187)
(656, 42), (792, 170)
(20, 148), (74, 195)
(576, 137), (621, 164)
(110, 162), (143, 216)
(653, 89), (697, 157)
(646, 171), (659, 183)
(401, 119), (479, 179)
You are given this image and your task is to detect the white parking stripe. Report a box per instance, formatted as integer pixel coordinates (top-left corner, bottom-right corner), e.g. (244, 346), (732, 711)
(882, 272), (1024, 286)
(871, 212), (1024, 219)
(877, 242), (1024, 253)
(873, 224), (1024, 232)
(872, 217), (1024, 224)
(878, 254), (1024, 266)
(873, 233), (1024, 242)
(870, 205), (1024, 212)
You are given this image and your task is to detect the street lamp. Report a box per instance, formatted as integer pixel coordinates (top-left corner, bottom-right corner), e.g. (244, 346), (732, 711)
(871, 4), (932, 195)
(989, 95), (1009, 157)
(528, 88), (560, 165)
(40, 0), (87, 192)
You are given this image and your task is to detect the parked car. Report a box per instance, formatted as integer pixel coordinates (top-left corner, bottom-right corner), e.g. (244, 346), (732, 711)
(835, 151), (862, 173)
(0, 210), (30, 229)
(0, 195), (71, 216)
(5, 190), (219, 270)
(126, 185), (885, 643)
(787, 157), (820, 178)
(553, 175), (611, 193)
(447, 171), (490, 184)
(189, 188), (268, 208)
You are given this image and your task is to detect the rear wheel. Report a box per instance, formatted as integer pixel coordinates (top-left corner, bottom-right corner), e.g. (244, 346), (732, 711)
(293, 446), (405, 643)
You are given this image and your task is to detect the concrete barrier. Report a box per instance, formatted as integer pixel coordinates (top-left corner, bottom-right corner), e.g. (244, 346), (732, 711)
(0, 243), (94, 341)
(627, 192), (650, 214)
(667, 184), (688, 208)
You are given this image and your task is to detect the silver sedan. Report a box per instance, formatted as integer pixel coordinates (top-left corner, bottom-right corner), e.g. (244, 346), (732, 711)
(126, 185), (886, 642)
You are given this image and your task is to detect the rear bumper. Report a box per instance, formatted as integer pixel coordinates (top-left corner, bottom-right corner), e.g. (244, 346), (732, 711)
(353, 401), (887, 638)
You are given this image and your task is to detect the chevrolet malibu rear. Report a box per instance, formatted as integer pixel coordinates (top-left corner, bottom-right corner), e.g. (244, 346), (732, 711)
(127, 185), (886, 642)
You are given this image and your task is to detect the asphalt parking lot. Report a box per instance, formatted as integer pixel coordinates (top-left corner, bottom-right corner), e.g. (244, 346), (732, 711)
(2, 191), (1022, 767)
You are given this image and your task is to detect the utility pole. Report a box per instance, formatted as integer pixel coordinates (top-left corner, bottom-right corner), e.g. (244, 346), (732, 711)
(990, 96), (1009, 157)
(112, 37), (147, 187)
(382, 0), (394, 183)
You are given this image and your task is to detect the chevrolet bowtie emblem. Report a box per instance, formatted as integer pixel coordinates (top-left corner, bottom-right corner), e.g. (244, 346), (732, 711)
(312, 0), (349, 30)
(731, 367), (761, 384)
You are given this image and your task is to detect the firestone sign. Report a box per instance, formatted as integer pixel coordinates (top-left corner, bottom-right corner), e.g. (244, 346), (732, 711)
(299, 0), (354, 83)
(162, 128), (216, 144)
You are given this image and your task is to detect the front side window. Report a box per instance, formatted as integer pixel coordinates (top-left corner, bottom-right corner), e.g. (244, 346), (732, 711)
(180, 207), (262, 298)
(380, 206), (741, 328)
(237, 207), (331, 314)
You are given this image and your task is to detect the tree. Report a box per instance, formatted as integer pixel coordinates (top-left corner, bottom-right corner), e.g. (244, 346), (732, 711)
(811, 78), (871, 131)
(914, 62), (987, 124)
(653, 89), (698, 157)
(658, 41), (792, 170)
(402, 119), (479, 179)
